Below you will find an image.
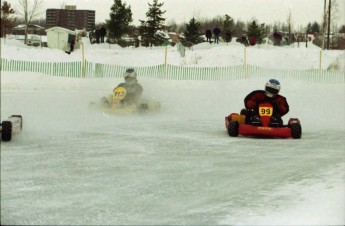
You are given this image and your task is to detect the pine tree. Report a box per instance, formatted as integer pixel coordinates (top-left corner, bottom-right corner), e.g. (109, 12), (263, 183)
(182, 17), (204, 47)
(138, 20), (149, 46)
(1, 1), (16, 38)
(106, 0), (132, 42)
(247, 20), (265, 44)
(311, 21), (320, 33)
(258, 23), (267, 44)
(222, 14), (234, 43)
(139, 0), (167, 46)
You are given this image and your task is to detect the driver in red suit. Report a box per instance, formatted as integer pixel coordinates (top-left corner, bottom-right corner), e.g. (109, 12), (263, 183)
(244, 79), (289, 126)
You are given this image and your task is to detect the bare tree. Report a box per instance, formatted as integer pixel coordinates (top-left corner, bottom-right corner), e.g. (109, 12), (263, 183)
(16, 0), (43, 44)
(286, 9), (293, 44)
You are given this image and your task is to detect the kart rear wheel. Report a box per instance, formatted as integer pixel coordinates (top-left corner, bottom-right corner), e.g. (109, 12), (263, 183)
(1, 121), (12, 141)
(290, 123), (302, 139)
(228, 121), (239, 137)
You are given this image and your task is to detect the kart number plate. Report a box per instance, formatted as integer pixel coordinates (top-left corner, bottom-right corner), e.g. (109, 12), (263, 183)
(113, 87), (127, 100)
(259, 106), (273, 116)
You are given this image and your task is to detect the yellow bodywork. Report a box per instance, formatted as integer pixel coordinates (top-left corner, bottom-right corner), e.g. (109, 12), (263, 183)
(231, 114), (246, 124)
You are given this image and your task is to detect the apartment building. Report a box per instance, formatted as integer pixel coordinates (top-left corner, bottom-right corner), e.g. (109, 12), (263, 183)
(46, 5), (95, 31)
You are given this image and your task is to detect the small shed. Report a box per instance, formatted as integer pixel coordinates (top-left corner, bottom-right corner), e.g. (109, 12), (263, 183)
(45, 26), (79, 51)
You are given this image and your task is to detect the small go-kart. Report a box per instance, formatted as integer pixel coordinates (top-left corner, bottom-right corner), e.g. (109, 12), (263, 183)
(90, 86), (161, 114)
(225, 102), (302, 139)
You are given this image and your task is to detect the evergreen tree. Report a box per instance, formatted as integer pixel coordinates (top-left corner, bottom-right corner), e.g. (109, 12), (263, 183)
(138, 20), (150, 46)
(1, 1), (16, 38)
(139, 0), (167, 46)
(248, 20), (265, 44)
(258, 23), (267, 44)
(182, 17), (204, 47)
(222, 14), (234, 42)
(311, 21), (320, 33)
(106, 0), (132, 42)
(306, 22), (312, 33)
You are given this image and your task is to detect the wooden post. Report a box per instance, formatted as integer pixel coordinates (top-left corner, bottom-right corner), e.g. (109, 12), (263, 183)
(164, 45), (168, 79)
(81, 41), (85, 78)
(319, 49), (322, 70)
(244, 47), (247, 78)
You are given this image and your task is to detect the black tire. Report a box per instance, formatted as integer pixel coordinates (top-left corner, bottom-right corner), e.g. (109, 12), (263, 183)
(290, 123), (302, 139)
(240, 109), (247, 115)
(1, 121), (12, 141)
(228, 120), (239, 137)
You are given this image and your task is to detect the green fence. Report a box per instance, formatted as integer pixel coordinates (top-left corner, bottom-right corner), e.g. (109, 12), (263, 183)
(1, 58), (344, 84)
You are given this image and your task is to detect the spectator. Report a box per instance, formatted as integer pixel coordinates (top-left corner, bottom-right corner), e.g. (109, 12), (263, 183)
(65, 39), (75, 55)
(89, 30), (95, 44)
(100, 26), (107, 43)
(273, 30), (282, 46)
(95, 28), (101, 44)
(205, 29), (212, 43)
(213, 27), (221, 44)
(249, 36), (256, 46)
(241, 34), (249, 46)
(225, 31), (232, 43)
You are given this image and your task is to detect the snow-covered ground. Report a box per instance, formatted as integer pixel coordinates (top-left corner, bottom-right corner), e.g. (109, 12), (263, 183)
(1, 38), (345, 225)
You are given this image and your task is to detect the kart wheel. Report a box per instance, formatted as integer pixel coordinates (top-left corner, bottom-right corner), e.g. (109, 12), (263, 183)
(137, 103), (148, 113)
(290, 123), (302, 139)
(240, 109), (247, 115)
(1, 121), (12, 141)
(228, 120), (239, 137)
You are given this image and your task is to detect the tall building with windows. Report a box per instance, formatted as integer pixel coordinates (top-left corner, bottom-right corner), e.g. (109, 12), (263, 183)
(46, 5), (95, 31)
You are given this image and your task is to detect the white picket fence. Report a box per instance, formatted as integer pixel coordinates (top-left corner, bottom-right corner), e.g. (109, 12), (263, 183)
(1, 58), (344, 83)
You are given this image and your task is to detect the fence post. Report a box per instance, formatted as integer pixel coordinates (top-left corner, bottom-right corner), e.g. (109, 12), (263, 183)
(81, 42), (85, 78)
(319, 49), (322, 71)
(164, 45), (168, 79)
(243, 47), (247, 78)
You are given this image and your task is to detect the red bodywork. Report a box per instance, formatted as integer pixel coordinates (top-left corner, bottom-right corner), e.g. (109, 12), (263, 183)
(225, 103), (300, 138)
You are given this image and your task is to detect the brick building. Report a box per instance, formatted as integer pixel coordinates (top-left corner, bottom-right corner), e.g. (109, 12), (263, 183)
(46, 5), (95, 31)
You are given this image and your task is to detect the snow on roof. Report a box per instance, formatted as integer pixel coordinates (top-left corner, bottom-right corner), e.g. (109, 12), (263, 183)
(14, 24), (45, 30)
(45, 26), (77, 35)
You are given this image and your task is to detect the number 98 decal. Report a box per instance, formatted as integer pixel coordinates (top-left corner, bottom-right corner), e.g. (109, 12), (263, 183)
(259, 107), (273, 116)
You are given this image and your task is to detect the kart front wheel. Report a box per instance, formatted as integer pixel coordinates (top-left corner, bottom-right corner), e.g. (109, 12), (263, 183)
(290, 123), (302, 139)
(228, 121), (239, 137)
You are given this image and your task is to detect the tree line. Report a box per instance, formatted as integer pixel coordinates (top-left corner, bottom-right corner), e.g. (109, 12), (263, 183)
(2, 0), (344, 48)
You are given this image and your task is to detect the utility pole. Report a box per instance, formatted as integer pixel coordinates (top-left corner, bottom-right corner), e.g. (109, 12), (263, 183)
(327, 0), (331, 49)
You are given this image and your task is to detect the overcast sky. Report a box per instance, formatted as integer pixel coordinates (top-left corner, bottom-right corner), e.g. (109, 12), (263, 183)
(36, 0), (345, 29)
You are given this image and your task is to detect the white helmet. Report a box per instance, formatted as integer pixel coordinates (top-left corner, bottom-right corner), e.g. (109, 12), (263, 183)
(265, 79), (280, 98)
(124, 68), (137, 84)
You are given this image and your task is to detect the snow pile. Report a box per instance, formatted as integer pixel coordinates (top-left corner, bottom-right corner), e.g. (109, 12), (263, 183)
(2, 38), (345, 70)
(1, 38), (344, 225)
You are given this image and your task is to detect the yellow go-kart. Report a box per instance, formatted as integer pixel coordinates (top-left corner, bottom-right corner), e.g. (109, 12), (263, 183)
(91, 86), (161, 114)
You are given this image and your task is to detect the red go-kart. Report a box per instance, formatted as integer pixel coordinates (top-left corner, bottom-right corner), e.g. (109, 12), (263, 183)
(225, 102), (302, 139)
